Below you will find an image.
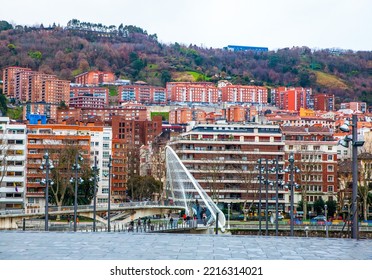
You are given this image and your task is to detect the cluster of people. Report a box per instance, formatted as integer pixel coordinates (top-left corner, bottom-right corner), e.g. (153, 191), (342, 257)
(128, 217), (153, 232)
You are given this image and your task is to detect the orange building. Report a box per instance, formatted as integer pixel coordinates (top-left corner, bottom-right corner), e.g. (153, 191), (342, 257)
(223, 106), (248, 122)
(26, 123), (96, 211)
(272, 87), (312, 111)
(169, 108), (193, 124)
(2, 66), (32, 98)
(220, 85), (268, 104)
(56, 103), (148, 123)
(75, 71), (115, 85)
(166, 82), (218, 103)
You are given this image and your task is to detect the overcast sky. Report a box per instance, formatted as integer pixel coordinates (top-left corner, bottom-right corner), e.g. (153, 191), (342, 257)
(1, 0), (371, 51)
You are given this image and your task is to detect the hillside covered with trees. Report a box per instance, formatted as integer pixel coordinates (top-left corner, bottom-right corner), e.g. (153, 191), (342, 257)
(0, 19), (371, 106)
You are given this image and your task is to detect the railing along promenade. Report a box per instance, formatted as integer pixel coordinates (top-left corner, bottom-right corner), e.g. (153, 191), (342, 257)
(0, 201), (185, 217)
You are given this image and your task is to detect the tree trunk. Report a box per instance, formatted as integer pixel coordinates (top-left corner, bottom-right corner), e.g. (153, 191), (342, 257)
(56, 201), (63, 221)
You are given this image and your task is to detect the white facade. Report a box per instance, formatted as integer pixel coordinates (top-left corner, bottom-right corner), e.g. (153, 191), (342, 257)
(0, 117), (27, 211)
(90, 127), (112, 204)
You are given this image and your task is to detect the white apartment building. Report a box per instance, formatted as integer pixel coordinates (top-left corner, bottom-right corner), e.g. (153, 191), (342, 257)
(0, 117), (27, 211)
(89, 127), (112, 204)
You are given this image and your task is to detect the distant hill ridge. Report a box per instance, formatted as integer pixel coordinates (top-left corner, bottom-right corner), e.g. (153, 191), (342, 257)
(0, 19), (371, 106)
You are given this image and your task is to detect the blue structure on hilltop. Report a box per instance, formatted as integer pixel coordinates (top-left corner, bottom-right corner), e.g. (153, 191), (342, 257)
(226, 45), (268, 52)
(27, 113), (47, 124)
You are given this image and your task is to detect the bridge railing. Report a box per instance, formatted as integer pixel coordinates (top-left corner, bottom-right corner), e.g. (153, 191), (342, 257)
(2, 201), (186, 215)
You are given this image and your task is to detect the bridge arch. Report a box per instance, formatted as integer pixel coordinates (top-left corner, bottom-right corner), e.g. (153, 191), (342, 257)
(165, 146), (226, 231)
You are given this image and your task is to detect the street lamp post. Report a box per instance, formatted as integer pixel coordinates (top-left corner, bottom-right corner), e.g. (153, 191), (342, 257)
(284, 152), (300, 237)
(92, 156), (98, 232)
(265, 159), (269, 236)
(71, 153), (83, 232)
(107, 156), (112, 232)
(227, 203), (231, 229)
(40, 152), (54, 231)
(338, 114), (364, 239)
(275, 156), (279, 236)
(257, 159), (263, 236)
(325, 204), (328, 238)
(289, 154), (295, 237)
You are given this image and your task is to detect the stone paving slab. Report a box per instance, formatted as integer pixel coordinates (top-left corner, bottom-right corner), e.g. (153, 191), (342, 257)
(0, 231), (372, 260)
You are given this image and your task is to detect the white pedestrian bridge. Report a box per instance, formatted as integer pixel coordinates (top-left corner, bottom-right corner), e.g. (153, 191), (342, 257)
(0, 146), (225, 231)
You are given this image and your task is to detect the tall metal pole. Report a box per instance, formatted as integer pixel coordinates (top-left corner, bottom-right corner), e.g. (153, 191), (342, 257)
(44, 153), (49, 231)
(289, 153), (294, 237)
(275, 156), (279, 236)
(265, 159), (269, 236)
(108, 155), (112, 232)
(227, 203), (231, 229)
(93, 155), (97, 232)
(351, 114), (358, 239)
(74, 153), (78, 232)
(258, 159), (262, 236)
(325, 204), (328, 238)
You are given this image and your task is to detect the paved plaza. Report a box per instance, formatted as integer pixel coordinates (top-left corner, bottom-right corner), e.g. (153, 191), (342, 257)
(1, 231), (372, 260)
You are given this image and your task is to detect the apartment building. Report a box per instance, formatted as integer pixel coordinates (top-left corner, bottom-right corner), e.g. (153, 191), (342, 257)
(70, 86), (109, 108)
(2, 66), (31, 98)
(313, 93), (335, 111)
(56, 103), (148, 123)
(223, 106), (249, 122)
(89, 127), (112, 204)
(266, 114), (335, 129)
(169, 123), (285, 213)
(271, 87), (312, 111)
(75, 71), (115, 85)
(340, 102), (367, 113)
(25, 122), (112, 211)
(282, 126), (338, 210)
(169, 108), (193, 124)
(110, 115), (163, 202)
(14, 70), (69, 104)
(166, 82), (219, 103)
(118, 83), (166, 104)
(220, 85), (268, 104)
(0, 117), (27, 211)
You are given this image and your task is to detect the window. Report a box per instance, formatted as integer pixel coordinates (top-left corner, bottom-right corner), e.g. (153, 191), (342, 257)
(328, 146), (332, 151)
(327, 175), (334, 182)
(327, 185), (334, 192)
(327, 165), (334, 172)
(327, 155), (333, 161)
(314, 146), (320, 151)
(289, 145), (293, 150)
(343, 150), (348, 156)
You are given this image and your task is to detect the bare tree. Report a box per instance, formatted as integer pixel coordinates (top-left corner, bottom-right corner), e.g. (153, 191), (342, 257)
(358, 153), (372, 221)
(45, 141), (91, 218)
(237, 154), (260, 221)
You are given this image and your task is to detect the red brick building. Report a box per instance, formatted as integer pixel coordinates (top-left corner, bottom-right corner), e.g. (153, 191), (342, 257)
(110, 115), (163, 200)
(313, 93), (335, 111)
(166, 82), (219, 103)
(223, 106), (248, 122)
(56, 103), (148, 123)
(220, 85), (268, 104)
(2, 66), (32, 98)
(272, 87), (311, 111)
(75, 71), (115, 85)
